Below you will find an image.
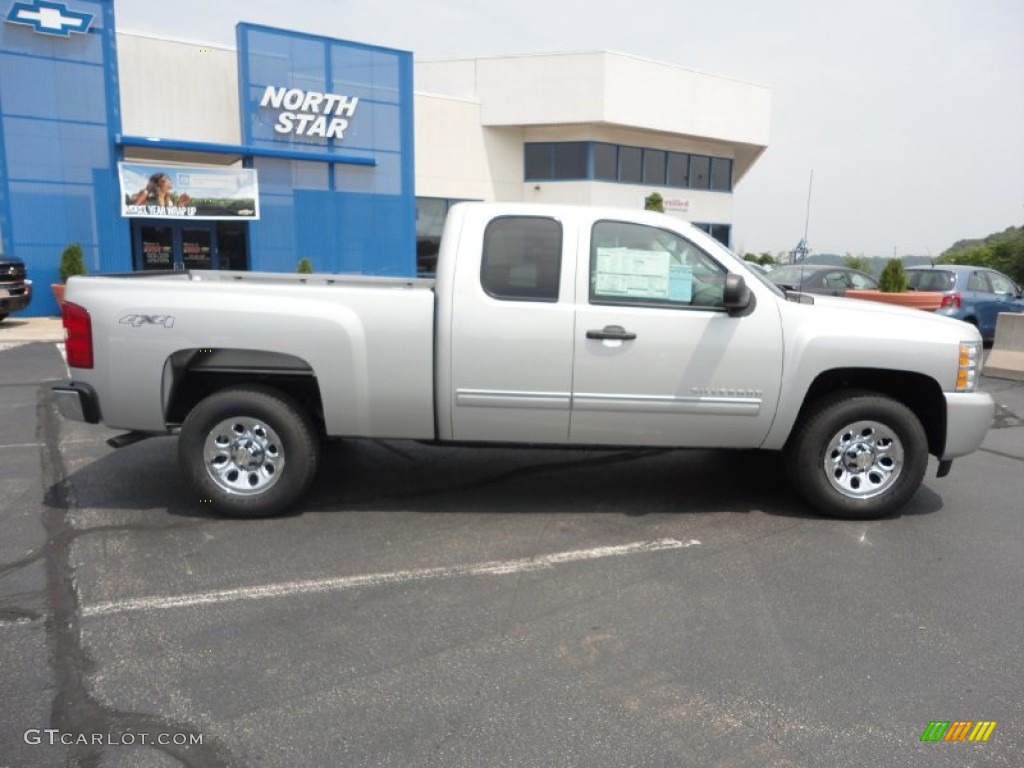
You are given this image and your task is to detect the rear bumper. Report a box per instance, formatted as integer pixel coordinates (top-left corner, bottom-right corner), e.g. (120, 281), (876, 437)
(52, 382), (101, 424)
(941, 391), (995, 459)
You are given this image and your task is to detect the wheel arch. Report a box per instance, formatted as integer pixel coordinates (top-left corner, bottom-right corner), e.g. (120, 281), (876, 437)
(788, 368), (946, 457)
(162, 348), (325, 433)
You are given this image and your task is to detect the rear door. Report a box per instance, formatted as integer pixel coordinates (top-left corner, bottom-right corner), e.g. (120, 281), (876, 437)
(569, 219), (783, 448)
(447, 214), (578, 442)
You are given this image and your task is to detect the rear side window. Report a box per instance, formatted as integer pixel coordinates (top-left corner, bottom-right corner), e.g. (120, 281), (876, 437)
(967, 272), (990, 292)
(481, 217), (562, 302)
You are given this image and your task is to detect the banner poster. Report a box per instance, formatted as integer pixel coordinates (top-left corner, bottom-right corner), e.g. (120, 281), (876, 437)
(119, 163), (260, 220)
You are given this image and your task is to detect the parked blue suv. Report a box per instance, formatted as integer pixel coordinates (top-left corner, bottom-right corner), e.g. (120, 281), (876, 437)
(905, 265), (1024, 343)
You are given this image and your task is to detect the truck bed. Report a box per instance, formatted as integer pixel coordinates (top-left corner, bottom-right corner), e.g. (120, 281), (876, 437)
(63, 270), (438, 439)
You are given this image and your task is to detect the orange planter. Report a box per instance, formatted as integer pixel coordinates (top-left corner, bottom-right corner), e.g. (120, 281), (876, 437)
(51, 283), (66, 312)
(845, 289), (945, 312)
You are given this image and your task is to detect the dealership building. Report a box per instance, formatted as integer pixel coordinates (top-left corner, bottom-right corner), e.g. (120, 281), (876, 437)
(0, 0), (770, 316)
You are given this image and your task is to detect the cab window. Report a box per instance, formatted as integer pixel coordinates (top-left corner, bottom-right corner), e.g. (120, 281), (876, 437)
(481, 216), (562, 302)
(589, 220), (726, 309)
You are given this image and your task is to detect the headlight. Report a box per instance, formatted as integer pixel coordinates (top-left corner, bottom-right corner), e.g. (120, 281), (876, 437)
(956, 341), (981, 392)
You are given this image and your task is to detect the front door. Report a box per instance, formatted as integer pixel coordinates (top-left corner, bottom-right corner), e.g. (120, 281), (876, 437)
(134, 221), (217, 271)
(569, 219), (783, 448)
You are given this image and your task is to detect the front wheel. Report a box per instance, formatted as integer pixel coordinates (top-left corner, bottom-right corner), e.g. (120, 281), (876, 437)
(786, 391), (928, 519)
(179, 385), (319, 518)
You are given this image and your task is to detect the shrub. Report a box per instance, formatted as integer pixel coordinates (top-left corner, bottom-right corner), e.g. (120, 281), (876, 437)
(297, 258), (313, 274)
(644, 192), (664, 213)
(59, 242), (87, 283)
(878, 258), (908, 293)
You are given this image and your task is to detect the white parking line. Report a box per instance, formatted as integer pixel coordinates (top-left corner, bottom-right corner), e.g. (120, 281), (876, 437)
(83, 538), (700, 619)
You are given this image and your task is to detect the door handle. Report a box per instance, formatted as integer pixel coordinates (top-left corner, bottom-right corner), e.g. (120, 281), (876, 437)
(586, 325), (637, 341)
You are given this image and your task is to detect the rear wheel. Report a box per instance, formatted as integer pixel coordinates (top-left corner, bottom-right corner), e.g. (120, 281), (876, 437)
(179, 385), (319, 518)
(786, 391), (928, 519)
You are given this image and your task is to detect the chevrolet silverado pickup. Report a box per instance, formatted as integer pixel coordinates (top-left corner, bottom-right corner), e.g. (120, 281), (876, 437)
(0, 254), (31, 321)
(53, 203), (994, 519)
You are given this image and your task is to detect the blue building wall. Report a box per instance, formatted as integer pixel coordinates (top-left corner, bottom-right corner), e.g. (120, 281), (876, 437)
(0, 0), (128, 317)
(0, 7), (416, 317)
(238, 24), (416, 276)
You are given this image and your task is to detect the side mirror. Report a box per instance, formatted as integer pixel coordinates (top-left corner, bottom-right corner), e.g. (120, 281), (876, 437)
(723, 273), (752, 315)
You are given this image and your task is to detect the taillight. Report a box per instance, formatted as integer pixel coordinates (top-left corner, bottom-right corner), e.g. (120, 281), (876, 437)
(940, 293), (962, 309)
(62, 301), (93, 369)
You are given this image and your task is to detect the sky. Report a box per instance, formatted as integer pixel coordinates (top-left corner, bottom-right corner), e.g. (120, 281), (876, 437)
(113, 0), (1024, 258)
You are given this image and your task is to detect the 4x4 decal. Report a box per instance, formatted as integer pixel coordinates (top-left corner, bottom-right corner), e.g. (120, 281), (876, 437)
(119, 315), (175, 328)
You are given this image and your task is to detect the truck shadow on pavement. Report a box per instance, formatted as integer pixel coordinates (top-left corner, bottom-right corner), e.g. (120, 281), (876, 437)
(47, 435), (945, 522)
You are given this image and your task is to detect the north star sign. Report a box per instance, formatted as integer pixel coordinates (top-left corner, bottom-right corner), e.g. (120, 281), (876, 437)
(259, 86), (359, 140)
(5, 0), (93, 37)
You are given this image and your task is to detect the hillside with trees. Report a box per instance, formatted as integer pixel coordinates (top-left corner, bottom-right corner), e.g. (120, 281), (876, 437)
(938, 225), (1024, 284)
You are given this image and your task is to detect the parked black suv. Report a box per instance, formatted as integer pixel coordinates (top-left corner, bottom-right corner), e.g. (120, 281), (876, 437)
(0, 255), (32, 322)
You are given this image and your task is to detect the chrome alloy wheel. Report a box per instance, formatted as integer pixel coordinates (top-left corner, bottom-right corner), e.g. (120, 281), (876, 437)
(203, 417), (285, 496)
(824, 420), (904, 499)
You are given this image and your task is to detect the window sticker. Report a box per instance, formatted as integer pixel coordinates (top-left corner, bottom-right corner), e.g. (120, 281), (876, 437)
(594, 248), (692, 302)
(668, 265), (694, 301)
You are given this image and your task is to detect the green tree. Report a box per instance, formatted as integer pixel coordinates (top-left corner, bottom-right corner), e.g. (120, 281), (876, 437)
(757, 253), (776, 266)
(843, 254), (872, 274)
(644, 192), (664, 213)
(878, 258), (908, 293)
(297, 257), (313, 274)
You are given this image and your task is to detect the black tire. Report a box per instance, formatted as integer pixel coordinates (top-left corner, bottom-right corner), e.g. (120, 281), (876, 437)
(178, 385), (319, 518)
(785, 390), (928, 520)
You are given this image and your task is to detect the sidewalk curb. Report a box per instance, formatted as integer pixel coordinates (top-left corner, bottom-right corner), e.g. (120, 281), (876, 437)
(0, 317), (64, 344)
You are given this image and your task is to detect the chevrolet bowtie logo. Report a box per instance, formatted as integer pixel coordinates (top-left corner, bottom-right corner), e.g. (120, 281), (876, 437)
(5, 0), (94, 37)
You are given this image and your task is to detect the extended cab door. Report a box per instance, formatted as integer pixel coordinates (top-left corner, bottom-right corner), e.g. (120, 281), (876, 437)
(443, 212), (578, 442)
(569, 218), (783, 447)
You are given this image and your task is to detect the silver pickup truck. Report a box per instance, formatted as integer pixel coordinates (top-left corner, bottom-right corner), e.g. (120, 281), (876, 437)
(54, 203), (993, 519)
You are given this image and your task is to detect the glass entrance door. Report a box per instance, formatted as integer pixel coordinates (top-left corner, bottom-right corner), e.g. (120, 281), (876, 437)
(139, 225), (174, 270)
(181, 226), (214, 270)
(133, 221), (218, 271)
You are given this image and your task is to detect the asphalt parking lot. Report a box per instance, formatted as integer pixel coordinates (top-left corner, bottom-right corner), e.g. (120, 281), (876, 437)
(1, 337), (1022, 767)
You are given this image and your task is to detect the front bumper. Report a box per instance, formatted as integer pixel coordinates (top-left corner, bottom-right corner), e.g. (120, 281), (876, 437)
(0, 284), (31, 313)
(941, 391), (995, 459)
(52, 382), (101, 424)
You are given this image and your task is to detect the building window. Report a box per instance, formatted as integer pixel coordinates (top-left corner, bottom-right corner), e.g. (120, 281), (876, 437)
(525, 144), (553, 180)
(710, 157), (732, 191)
(643, 149), (666, 185)
(416, 197), (475, 275)
(553, 142), (588, 179)
(593, 143), (617, 180)
(524, 142), (588, 180)
(667, 152), (689, 187)
(693, 222), (731, 247)
(522, 142), (733, 192)
(618, 146), (643, 183)
(689, 155), (710, 189)
(481, 217), (562, 302)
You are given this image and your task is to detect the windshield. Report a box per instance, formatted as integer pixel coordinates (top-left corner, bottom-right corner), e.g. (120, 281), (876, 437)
(906, 269), (955, 291)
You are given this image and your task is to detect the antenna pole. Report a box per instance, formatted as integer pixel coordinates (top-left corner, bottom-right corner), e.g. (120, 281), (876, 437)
(803, 169), (814, 244)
